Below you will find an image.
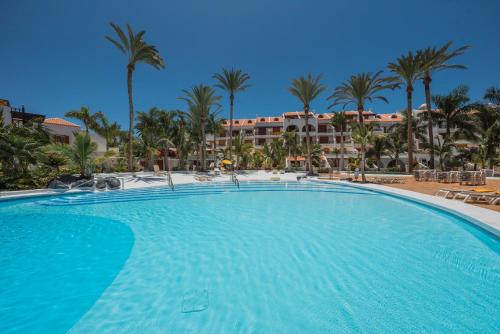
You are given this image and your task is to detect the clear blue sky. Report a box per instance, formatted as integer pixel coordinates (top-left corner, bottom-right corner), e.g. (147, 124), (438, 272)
(2, 0), (499, 127)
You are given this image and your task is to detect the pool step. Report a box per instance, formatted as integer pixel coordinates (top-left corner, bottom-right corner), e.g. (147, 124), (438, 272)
(38, 181), (374, 207)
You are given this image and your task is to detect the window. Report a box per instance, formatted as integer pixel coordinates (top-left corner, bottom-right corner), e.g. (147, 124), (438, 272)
(53, 135), (70, 144)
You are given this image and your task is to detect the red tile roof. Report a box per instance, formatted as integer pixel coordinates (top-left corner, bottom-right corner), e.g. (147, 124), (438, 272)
(43, 118), (80, 128)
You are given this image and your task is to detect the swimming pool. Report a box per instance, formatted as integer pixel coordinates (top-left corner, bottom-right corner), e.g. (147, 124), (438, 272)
(1, 181), (498, 333)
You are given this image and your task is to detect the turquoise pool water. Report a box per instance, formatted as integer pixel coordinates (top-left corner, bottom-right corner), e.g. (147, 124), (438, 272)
(0, 181), (498, 333)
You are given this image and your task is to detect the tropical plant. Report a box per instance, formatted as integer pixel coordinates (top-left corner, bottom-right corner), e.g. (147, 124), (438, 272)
(484, 86), (500, 105)
(179, 85), (221, 171)
(467, 100), (500, 169)
(94, 115), (123, 151)
(213, 68), (251, 164)
(426, 137), (455, 170)
(36, 144), (70, 172)
(388, 51), (423, 173)
(385, 132), (406, 171)
(67, 133), (97, 177)
(135, 108), (163, 171)
(367, 135), (386, 171)
(432, 85), (474, 139)
(288, 74), (326, 174)
(282, 130), (301, 163)
(231, 134), (252, 169)
(207, 112), (225, 168)
(330, 111), (350, 170)
(328, 72), (397, 174)
(417, 41), (470, 168)
(351, 122), (375, 182)
(106, 22), (165, 171)
(65, 106), (104, 133)
(250, 150), (264, 169)
(327, 71), (398, 125)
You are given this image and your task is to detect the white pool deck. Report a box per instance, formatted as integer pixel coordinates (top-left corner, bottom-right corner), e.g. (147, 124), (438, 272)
(1, 171), (499, 237)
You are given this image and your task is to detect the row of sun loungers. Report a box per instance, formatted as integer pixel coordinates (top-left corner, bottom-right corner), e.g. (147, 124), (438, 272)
(436, 187), (500, 205)
(415, 170), (487, 186)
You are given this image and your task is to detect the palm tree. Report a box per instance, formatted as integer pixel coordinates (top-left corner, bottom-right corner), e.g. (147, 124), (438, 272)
(65, 106), (104, 133)
(232, 134), (252, 169)
(367, 135), (386, 171)
(282, 130), (301, 164)
(484, 86), (500, 105)
(213, 68), (251, 165)
(430, 137), (455, 171)
(179, 85), (221, 171)
(330, 111), (350, 171)
(467, 101), (500, 169)
(106, 23), (165, 171)
(328, 72), (397, 174)
(417, 41), (470, 169)
(67, 133), (97, 177)
(288, 73), (326, 174)
(388, 52), (423, 173)
(95, 115), (122, 151)
(432, 85), (474, 139)
(350, 122), (374, 182)
(385, 132), (406, 171)
(327, 71), (398, 125)
(207, 112), (225, 169)
(157, 110), (176, 172)
(135, 108), (162, 171)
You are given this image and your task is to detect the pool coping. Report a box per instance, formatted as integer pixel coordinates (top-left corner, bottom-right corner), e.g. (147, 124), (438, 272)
(310, 178), (500, 238)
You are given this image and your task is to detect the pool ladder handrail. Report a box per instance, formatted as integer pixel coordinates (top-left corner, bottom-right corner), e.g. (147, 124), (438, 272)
(231, 172), (240, 188)
(167, 171), (175, 190)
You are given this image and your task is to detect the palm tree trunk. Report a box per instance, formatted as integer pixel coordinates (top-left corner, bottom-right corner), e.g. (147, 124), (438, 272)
(340, 130), (345, 171)
(127, 65), (134, 172)
(406, 87), (414, 173)
(357, 103), (364, 125)
(424, 74), (435, 169)
(229, 94), (234, 167)
(304, 105), (312, 174)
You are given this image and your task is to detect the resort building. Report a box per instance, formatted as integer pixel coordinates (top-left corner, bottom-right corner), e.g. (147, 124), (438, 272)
(205, 106), (483, 171)
(1, 99), (107, 153)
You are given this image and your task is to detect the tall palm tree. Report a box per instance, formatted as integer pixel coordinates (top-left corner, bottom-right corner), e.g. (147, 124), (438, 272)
(327, 71), (398, 125)
(179, 85), (221, 171)
(328, 72), (397, 174)
(288, 73), (326, 174)
(65, 106), (104, 133)
(388, 52), (423, 173)
(330, 111), (350, 170)
(207, 112), (225, 168)
(432, 85), (473, 139)
(106, 23), (165, 171)
(417, 41), (470, 169)
(350, 122), (374, 182)
(213, 68), (251, 164)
